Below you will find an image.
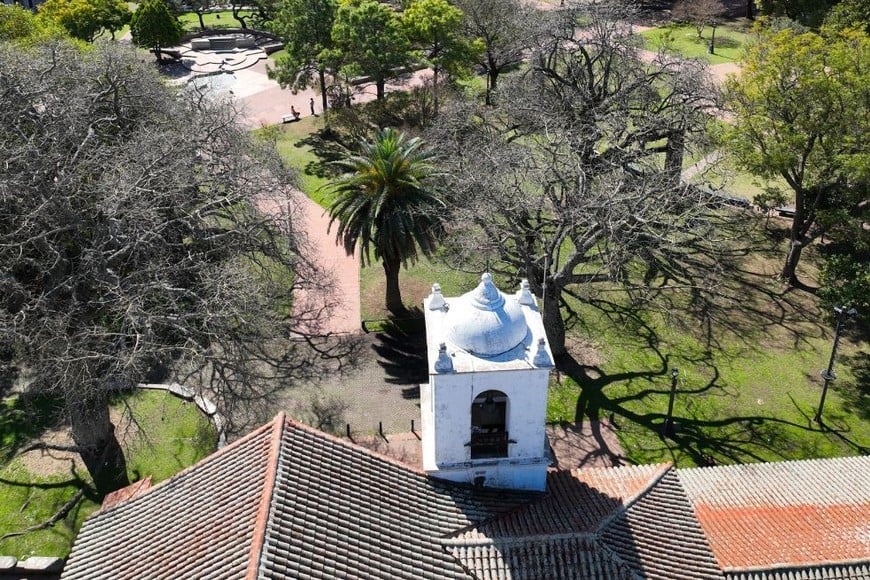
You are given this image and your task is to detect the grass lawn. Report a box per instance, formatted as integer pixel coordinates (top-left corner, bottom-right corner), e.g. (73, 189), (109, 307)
(544, 223), (868, 467)
(257, 117), (334, 206)
(360, 257), (482, 322)
(178, 10), (242, 31)
(0, 390), (216, 559)
(640, 21), (752, 64)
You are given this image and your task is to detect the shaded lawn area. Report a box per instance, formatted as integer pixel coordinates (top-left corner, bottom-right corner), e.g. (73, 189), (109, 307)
(640, 21), (751, 64)
(178, 10), (242, 32)
(0, 390), (216, 559)
(546, 222), (869, 468)
(359, 216), (868, 468)
(256, 117), (333, 207)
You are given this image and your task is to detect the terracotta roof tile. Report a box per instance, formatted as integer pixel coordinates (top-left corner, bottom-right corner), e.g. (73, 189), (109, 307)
(62, 414), (869, 580)
(680, 456), (870, 574)
(447, 465), (723, 579)
(62, 420), (277, 580)
(256, 418), (535, 579)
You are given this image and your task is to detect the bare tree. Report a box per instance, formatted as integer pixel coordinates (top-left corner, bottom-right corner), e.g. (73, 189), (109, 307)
(672, 0), (727, 39)
(453, 0), (540, 105)
(428, 4), (725, 358)
(0, 41), (345, 493)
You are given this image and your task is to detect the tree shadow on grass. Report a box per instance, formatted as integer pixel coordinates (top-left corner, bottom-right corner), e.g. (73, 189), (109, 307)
(558, 341), (868, 466)
(296, 128), (347, 181)
(615, 214), (829, 355)
(832, 350), (870, 423)
(0, 394), (66, 463)
(0, 461), (100, 544)
(370, 308), (428, 397)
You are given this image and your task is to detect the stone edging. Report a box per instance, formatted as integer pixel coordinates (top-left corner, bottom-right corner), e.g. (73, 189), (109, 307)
(0, 555), (64, 577)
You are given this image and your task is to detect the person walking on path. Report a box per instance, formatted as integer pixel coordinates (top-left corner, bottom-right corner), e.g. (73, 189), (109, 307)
(310, 97), (316, 116)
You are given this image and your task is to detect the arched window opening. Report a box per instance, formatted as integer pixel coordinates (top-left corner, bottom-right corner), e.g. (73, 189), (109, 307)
(470, 390), (508, 459)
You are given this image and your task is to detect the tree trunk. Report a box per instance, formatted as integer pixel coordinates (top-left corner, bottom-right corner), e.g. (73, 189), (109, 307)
(66, 389), (130, 495)
(319, 69), (329, 113)
(486, 55), (498, 106)
(747, 0), (754, 19)
(432, 67), (440, 116)
(383, 256), (404, 313)
(781, 239), (803, 286)
(198, 12), (206, 30)
(376, 78), (386, 100)
(664, 128), (685, 186)
(542, 286), (566, 358)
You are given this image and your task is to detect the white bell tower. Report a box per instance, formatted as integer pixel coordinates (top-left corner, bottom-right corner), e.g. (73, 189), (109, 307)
(420, 273), (553, 491)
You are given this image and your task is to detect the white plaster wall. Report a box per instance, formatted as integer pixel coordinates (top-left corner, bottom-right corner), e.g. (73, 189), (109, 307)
(428, 368), (549, 465)
(428, 459), (549, 491)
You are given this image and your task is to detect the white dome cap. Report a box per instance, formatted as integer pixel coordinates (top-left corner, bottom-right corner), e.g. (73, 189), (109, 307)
(444, 273), (528, 357)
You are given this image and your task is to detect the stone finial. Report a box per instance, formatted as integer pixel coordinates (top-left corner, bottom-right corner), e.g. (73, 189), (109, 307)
(532, 338), (553, 368)
(470, 273), (506, 310)
(434, 343), (454, 373)
(428, 283), (446, 310)
(517, 279), (536, 306)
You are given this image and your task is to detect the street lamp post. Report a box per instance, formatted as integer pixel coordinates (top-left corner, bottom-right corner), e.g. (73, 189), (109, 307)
(663, 368), (679, 436)
(814, 306), (857, 423)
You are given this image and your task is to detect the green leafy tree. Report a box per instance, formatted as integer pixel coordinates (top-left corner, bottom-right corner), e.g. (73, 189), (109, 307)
(722, 27), (870, 286)
(756, 0), (838, 27)
(1, 3), (64, 43)
(330, 0), (412, 100)
(130, 0), (183, 61)
(327, 128), (444, 313)
(824, 0), (870, 32)
(38, 0), (130, 42)
(268, 0), (338, 114)
(403, 0), (481, 114)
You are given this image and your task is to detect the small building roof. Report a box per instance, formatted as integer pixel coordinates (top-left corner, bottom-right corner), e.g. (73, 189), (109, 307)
(680, 456), (870, 579)
(424, 274), (553, 373)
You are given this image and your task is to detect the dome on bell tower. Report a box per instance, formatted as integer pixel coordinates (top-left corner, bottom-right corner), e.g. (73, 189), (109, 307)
(443, 273), (529, 357)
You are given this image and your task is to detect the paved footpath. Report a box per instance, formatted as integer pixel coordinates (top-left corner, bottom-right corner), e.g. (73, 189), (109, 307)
(233, 60), (432, 335)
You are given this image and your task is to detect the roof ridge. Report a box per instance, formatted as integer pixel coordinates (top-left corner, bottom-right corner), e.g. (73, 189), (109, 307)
(90, 413), (280, 518)
(679, 454), (870, 473)
(245, 412), (285, 580)
(440, 531), (597, 547)
(591, 463), (674, 534)
(723, 556), (870, 573)
(281, 414), (431, 476)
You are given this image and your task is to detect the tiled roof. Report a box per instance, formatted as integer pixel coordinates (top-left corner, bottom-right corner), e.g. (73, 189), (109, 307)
(62, 420), (276, 579)
(62, 415), (870, 580)
(62, 414), (536, 580)
(725, 564), (870, 580)
(256, 417), (536, 579)
(444, 465), (723, 579)
(680, 456), (870, 577)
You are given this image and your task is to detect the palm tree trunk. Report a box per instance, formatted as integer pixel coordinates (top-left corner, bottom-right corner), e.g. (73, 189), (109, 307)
(383, 256), (404, 313)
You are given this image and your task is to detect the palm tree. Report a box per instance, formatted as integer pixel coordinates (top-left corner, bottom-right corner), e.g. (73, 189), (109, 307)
(327, 128), (444, 314)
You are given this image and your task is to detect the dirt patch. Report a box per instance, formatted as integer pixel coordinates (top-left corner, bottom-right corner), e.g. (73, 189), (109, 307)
(15, 408), (141, 478)
(547, 421), (626, 469)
